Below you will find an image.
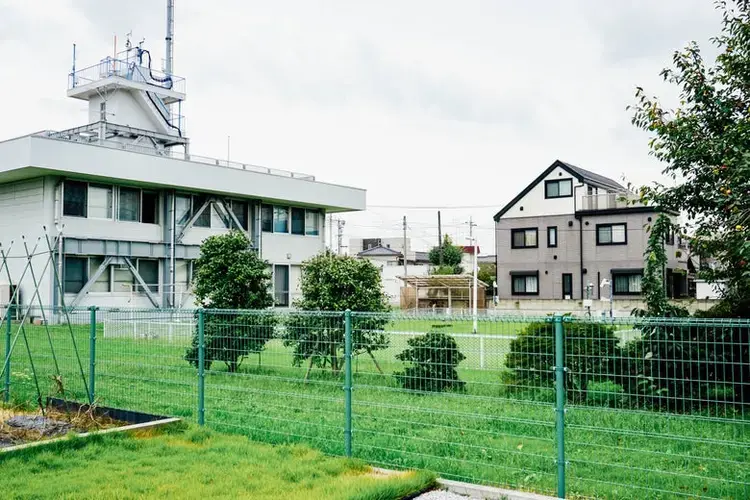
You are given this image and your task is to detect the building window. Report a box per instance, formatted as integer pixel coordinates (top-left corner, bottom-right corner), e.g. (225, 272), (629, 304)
(666, 228), (675, 246)
(274, 265), (290, 306)
(113, 267), (134, 294)
(511, 272), (539, 295)
(547, 226), (557, 248)
(291, 208), (305, 235)
(64, 257), (87, 294)
(136, 259), (159, 294)
(261, 205), (273, 232)
(88, 184), (113, 219)
(142, 191), (159, 224)
(88, 257), (111, 292)
(597, 223), (627, 245)
(545, 179), (573, 199)
(305, 211), (320, 236)
(613, 272), (642, 294)
(230, 200), (248, 230)
(273, 206), (289, 233)
(118, 187), (141, 222)
(587, 186), (594, 196)
(63, 180), (87, 217)
(193, 195), (211, 228)
(511, 228), (538, 249)
(175, 195), (192, 225)
(363, 238), (382, 250)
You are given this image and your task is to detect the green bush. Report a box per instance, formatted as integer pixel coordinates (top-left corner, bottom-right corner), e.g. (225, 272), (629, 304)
(185, 311), (277, 372)
(505, 319), (621, 403)
(587, 380), (625, 408)
(394, 331), (465, 392)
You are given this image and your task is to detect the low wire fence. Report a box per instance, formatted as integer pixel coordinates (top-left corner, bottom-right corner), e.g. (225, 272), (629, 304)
(1, 306), (748, 499)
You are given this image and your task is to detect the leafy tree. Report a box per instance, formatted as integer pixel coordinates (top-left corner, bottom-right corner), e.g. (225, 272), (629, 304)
(283, 251), (390, 380)
(428, 235), (464, 274)
(185, 231), (276, 372)
(394, 331), (466, 392)
(629, 0), (750, 315)
(477, 263), (497, 290)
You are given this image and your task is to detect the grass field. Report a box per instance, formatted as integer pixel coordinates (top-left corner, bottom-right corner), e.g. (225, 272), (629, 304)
(0, 423), (437, 499)
(3, 316), (749, 499)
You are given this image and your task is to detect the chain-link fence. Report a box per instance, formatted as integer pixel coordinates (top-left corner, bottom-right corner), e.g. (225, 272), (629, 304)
(2, 307), (748, 499)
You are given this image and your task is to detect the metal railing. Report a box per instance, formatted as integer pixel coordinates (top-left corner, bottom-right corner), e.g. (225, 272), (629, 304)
(3, 306), (748, 499)
(579, 192), (645, 211)
(69, 57), (187, 95)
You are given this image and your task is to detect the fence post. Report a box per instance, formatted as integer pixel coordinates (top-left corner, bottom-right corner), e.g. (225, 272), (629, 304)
(3, 305), (11, 403)
(197, 308), (205, 426)
(88, 306), (97, 405)
(344, 309), (353, 457)
(553, 314), (566, 499)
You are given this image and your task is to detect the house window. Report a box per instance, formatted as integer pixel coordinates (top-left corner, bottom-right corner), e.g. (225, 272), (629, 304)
(261, 205), (273, 232)
(511, 228), (538, 249)
(142, 191), (159, 224)
(274, 264), (290, 306)
(305, 211), (320, 236)
(291, 208), (305, 235)
(597, 223), (627, 245)
(136, 259), (159, 294)
(547, 226), (558, 248)
(89, 257), (111, 292)
(613, 272), (642, 295)
(273, 206), (289, 233)
(63, 180), (88, 217)
(545, 179), (573, 199)
(587, 186), (594, 196)
(230, 200), (248, 230)
(118, 187), (141, 222)
(64, 256), (87, 294)
(666, 228), (675, 246)
(88, 185), (113, 219)
(511, 272), (539, 295)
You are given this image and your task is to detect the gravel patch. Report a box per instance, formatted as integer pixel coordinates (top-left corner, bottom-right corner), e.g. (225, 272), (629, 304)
(414, 490), (478, 500)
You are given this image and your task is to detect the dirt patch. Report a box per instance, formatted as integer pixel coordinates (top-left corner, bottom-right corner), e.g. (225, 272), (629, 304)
(0, 404), (123, 449)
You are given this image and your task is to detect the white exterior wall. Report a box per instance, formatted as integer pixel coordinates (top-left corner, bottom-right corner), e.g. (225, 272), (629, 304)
(376, 264), (430, 304)
(695, 280), (725, 300)
(88, 93), (163, 134)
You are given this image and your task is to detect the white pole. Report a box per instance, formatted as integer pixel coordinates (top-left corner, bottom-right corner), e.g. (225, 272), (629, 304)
(471, 217), (478, 334)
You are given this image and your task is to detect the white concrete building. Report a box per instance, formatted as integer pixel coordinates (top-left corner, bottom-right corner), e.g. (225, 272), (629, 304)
(0, 33), (364, 310)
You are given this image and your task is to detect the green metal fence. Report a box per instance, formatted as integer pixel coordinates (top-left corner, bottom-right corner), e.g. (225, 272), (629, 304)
(2, 306), (748, 499)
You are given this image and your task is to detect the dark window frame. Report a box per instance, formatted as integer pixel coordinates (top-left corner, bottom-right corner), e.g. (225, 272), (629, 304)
(511, 228), (539, 249)
(547, 226), (558, 248)
(136, 259), (159, 294)
(612, 271), (643, 295)
(261, 205), (273, 232)
(596, 223), (628, 246)
(510, 271), (540, 296)
(63, 180), (88, 218)
(274, 264), (290, 306)
(291, 207), (305, 235)
(562, 273), (573, 299)
(544, 178), (574, 199)
(63, 256), (88, 294)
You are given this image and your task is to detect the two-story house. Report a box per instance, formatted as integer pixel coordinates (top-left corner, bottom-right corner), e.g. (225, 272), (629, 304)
(494, 160), (687, 301)
(0, 39), (364, 310)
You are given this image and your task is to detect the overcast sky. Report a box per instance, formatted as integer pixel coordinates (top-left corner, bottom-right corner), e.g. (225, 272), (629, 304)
(0, 0), (723, 253)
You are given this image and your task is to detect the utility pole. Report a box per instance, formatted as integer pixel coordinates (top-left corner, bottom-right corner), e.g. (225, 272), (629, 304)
(403, 216), (408, 278)
(337, 219), (346, 255)
(437, 211), (443, 266)
(328, 214), (334, 251)
(469, 217), (478, 333)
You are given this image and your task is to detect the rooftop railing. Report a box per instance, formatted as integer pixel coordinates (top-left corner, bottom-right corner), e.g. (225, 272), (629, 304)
(578, 192), (645, 211)
(69, 57), (187, 95)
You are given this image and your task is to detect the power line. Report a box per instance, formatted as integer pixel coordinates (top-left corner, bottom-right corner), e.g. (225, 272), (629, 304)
(367, 204), (499, 210)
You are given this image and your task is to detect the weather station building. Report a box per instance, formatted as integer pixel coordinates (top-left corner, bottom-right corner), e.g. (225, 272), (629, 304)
(0, 4), (365, 311)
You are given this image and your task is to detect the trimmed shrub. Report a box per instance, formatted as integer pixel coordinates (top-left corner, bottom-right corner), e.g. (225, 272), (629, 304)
(394, 331), (465, 392)
(505, 319), (621, 403)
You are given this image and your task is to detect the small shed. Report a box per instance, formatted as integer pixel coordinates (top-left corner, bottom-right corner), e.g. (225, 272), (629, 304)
(398, 274), (488, 311)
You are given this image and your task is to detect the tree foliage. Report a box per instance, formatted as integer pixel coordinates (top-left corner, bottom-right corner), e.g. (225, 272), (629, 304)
(185, 231), (276, 372)
(477, 263), (497, 289)
(428, 235), (464, 274)
(283, 251), (391, 379)
(394, 331), (466, 392)
(629, 0), (750, 315)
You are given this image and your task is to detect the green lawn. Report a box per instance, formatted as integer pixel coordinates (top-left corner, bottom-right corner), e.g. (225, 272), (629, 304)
(4, 320), (749, 499)
(0, 424), (436, 499)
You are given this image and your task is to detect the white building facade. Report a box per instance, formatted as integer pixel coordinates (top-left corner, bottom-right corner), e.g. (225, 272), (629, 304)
(0, 39), (364, 310)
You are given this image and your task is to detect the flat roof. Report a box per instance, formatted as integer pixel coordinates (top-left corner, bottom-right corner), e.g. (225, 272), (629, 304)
(0, 135), (365, 213)
(398, 275), (488, 288)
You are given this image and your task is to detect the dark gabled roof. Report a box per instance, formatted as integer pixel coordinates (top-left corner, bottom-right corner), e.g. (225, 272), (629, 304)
(493, 159), (626, 221)
(357, 245), (402, 257)
(414, 251), (430, 263)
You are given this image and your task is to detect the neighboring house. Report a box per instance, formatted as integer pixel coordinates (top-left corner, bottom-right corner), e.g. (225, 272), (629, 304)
(494, 160), (687, 301)
(355, 240), (430, 304)
(0, 41), (364, 311)
(459, 245), (480, 273)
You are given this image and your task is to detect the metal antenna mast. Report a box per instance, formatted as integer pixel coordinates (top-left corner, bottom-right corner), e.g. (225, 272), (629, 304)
(166, 0), (175, 75)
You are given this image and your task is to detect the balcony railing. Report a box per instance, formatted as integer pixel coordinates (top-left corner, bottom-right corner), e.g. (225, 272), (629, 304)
(578, 192), (644, 211)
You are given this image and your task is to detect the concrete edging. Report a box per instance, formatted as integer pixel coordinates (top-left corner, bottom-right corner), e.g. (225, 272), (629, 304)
(0, 417), (181, 453)
(437, 478), (559, 500)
